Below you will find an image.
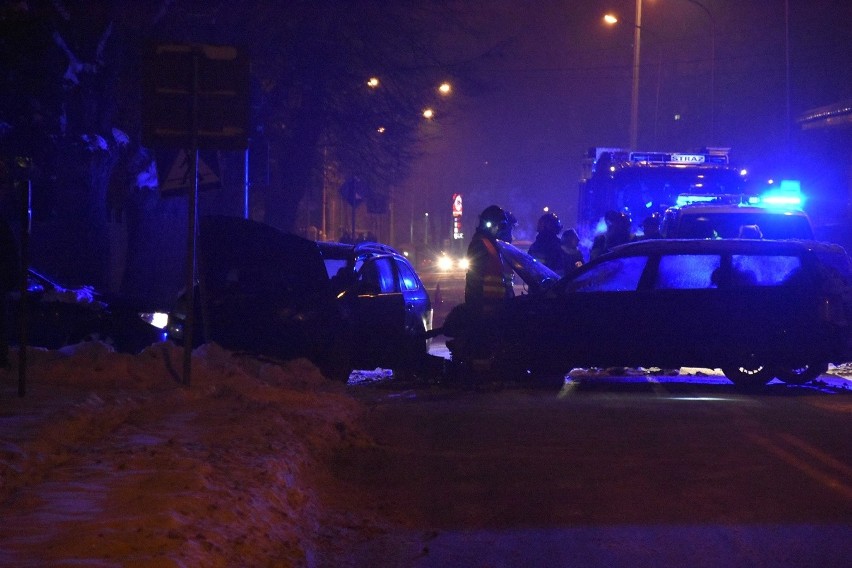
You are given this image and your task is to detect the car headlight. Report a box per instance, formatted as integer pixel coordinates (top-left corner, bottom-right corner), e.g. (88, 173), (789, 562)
(437, 255), (454, 271)
(139, 311), (169, 329)
(458, 257), (470, 270)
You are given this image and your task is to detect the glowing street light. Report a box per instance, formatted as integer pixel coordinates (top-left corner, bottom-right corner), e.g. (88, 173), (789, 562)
(438, 82), (452, 95)
(422, 108), (435, 119)
(604, 0), (715, 148)
(367, 77), (379, 88)
(602, 5), (642, 149)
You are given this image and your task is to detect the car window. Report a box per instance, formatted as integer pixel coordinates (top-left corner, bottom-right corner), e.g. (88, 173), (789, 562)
(396, 259), (421, 292)
(566, 256), (647, 292)
(323, 259), (348, 280)
(656, 255), (720, 289)
(731, 254), (801, 286)
(356, 257), (398, 294)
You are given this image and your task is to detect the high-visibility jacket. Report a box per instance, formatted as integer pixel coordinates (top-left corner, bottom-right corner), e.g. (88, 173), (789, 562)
(465, 231), (511, 314)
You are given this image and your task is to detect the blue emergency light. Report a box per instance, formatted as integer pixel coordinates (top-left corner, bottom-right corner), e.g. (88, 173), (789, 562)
(759, 180), (803, 207)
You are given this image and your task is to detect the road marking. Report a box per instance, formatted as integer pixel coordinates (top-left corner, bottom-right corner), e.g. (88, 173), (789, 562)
(748, 433), (852, 500)
(778, 433), (852, 478)
(806, 400), (852, 414)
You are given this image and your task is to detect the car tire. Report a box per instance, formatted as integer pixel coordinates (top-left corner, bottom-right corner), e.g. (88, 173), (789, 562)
(721, 363), (774, 388)
(773, 361), (828, 385)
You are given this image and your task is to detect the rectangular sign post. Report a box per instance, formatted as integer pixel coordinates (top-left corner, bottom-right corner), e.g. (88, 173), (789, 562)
(143, 43), (249, 386)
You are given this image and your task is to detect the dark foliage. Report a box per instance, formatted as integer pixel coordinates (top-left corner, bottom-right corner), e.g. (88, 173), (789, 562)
(0, 0), (490, 305)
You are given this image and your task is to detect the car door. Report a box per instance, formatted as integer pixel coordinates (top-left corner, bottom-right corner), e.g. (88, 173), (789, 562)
(560, 254), (652, 365)
(643, 252), (726, 365)
(504, 254), (650, 371)
(350, 255), (407, 366)
(395, 257), (432, 337)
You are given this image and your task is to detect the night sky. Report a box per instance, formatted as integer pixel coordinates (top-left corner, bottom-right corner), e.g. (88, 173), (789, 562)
(403, 0), (851, 242)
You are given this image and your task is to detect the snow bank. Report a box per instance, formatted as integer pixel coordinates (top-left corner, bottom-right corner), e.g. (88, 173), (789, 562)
(0, 341), (367, 567)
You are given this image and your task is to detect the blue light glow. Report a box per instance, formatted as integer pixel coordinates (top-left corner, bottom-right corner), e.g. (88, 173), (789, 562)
(676, 194), (718, 206)
(759, 180), (804, 207)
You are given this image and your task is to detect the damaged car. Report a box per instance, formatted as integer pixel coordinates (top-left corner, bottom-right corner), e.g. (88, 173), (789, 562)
(443, 238), (852, 387)
(167, 216), (433, 380)
(9, 268), (167, 353)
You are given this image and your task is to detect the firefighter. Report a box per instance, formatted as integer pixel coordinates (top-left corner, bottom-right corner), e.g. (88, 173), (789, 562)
(638, 212), (662, 239)
(455, 205), (515, 372)
(590, 210), (633, 259)
(561, 227), (585, 273)
(528, 212), (566, 274)
(465, 205), (514, 312)
(497, 210), (517, 243)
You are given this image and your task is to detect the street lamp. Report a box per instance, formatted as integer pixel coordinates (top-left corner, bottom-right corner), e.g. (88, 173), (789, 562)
(682, 0), (716, 144)
(630, 1), (643, 150)
(605, 0), (716, 148)
(603, 4), (642, 149)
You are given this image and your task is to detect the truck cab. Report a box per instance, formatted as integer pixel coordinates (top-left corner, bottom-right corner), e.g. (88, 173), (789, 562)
(577, 147), (748, 235)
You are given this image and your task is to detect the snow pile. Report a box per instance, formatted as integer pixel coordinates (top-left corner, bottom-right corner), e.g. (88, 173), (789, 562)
(0, 341), (368, 567)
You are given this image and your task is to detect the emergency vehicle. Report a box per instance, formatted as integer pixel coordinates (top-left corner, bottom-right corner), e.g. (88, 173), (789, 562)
(577, 147), (748, 234)
(660, 193), (814, 240)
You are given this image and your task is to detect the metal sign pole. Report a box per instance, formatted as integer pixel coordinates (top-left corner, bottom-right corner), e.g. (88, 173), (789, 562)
(181, 51), (201, 387)
(142, 43), (248, 387)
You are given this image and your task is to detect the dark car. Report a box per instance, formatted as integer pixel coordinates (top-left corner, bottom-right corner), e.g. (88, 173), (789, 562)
(8, 269), (167, 353)
(318, 240), (433, 369)
(167, 216), (433, 379)
(444, 238), (852, 387)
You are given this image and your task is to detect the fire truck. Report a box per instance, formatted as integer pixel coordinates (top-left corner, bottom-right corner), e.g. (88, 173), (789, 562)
(576, 147), (749, 235)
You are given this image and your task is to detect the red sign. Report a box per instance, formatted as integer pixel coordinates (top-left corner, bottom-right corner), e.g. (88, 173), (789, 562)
(452, 193), (463, 239)
(452, 193), (463, 216)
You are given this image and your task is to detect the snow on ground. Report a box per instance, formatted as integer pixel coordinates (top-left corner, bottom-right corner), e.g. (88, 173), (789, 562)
(1, 340), (850, 567)
(0, 341), (368, 567)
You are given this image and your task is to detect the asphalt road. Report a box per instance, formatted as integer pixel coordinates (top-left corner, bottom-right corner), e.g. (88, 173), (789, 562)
(318, 374), (852, 567)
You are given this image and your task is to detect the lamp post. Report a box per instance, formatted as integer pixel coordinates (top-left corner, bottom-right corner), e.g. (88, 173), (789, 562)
(605, 3), (643, 149)
(629, 0), (643, 150)
(682, 0), (716, 144)
(607, 0), (716, 148)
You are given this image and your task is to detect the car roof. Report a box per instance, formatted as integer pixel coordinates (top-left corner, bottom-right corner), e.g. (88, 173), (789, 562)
(670, 203), (808, 216)
(608, 238), (847, 257)
(316, 240), (404, 261)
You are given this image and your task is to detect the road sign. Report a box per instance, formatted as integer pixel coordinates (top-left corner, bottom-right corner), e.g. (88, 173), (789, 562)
(158, 149), (220, 196)
(142, 43), (249, 151)
(340, 176), (369, 207)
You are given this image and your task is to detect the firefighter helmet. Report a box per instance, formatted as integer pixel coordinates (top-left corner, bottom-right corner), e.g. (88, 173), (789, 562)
(478, 205), (508, 236)
(537, 212), (563, 235)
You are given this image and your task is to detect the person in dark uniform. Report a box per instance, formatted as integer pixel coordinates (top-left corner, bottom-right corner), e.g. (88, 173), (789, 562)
(590, 210), (633, 260)
(528, 212), (566, 275)
(638, 212), (662, 239)
(561, 228), (585, 274)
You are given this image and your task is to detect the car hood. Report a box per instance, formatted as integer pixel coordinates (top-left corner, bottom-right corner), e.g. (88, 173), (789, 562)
(495, 239), (560, 292)
(196, 215), (338, 358)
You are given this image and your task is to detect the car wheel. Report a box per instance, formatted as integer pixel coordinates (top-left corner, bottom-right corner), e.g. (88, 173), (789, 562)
(721, 363), (774, 387)
(774, 361), (828, 385)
